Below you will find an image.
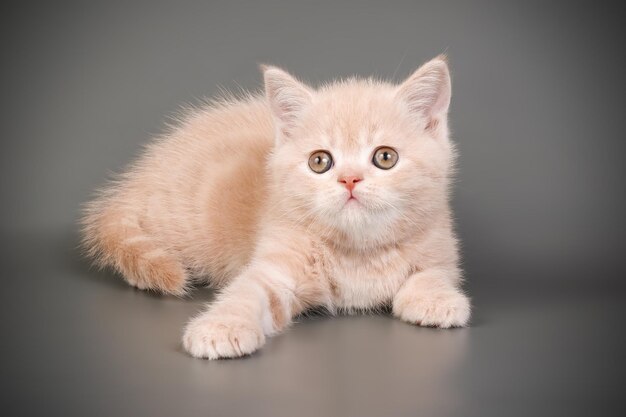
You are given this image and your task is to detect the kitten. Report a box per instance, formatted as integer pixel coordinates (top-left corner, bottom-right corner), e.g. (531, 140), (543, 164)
(81, 55), (470, 359)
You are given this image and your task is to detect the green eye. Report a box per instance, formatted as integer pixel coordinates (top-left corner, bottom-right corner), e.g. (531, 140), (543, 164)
(308, 150), (333, 174)
(372, 146), (399, 170)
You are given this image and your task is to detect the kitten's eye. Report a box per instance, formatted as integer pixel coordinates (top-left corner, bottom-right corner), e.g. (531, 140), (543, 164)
(308, 150), (333, 174)
(372, 146), (399, 170)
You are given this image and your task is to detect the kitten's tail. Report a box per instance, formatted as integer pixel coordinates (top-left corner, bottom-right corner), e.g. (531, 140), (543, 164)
(80, 196), (188, 296)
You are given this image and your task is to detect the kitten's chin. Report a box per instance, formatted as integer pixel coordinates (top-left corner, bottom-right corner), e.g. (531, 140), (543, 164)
(342, 197), (362, 209)
(331, 210), (396, 247)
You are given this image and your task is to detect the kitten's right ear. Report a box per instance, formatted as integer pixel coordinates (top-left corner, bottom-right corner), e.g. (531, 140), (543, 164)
(262, 65), (312, 139)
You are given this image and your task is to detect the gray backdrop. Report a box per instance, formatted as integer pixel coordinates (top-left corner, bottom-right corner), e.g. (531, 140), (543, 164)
(1, 1), (625, 417)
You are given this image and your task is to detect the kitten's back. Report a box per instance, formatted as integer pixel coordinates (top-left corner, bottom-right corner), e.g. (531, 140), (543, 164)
(81, 95), (275, 294)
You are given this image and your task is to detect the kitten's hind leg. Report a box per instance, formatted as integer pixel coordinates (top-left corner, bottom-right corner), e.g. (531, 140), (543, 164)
(82, 208), (189, 296)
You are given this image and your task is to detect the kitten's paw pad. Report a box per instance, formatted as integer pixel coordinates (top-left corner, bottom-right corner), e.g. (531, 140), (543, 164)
(393, 291), (470, 328)
(182, 315), (265, 359)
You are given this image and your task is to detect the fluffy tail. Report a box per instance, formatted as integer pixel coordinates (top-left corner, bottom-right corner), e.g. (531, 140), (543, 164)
(81, 197), (188, 296)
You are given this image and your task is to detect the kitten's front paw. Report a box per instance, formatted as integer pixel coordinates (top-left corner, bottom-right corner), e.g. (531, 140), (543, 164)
(393, 289), (470, 328)
(182, 314), (265, 359)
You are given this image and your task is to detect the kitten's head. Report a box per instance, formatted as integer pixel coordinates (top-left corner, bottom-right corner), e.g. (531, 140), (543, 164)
(264, 56), (454, 249)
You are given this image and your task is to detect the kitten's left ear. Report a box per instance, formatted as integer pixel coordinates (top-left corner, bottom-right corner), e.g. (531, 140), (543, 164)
(262, 65), (313, 140)
(397, 55), (451, 133)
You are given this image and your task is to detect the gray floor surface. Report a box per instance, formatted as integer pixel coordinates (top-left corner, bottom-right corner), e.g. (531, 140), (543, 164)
(1, 232), (624, 417)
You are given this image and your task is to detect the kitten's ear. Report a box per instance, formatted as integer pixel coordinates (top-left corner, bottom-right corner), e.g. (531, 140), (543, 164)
(396, 55), (451, 133)
(262, 65), (312, 139)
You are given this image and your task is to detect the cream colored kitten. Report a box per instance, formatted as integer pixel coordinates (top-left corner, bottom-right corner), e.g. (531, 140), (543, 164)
(82, 55), (470, 359)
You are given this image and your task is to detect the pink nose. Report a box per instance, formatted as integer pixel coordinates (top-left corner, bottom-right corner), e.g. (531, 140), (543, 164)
(338, 175), (363, 192)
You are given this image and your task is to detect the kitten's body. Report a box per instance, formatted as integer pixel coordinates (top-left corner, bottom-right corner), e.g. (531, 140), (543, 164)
(82, 56), (470, 359)
(83, 98), (275, 291)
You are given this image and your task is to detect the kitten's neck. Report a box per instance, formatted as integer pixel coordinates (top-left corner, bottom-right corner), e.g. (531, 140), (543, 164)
(320, 229), (414, 257)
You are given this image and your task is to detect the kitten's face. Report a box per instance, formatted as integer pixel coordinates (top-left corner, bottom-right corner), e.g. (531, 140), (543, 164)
(265, 58), (453, 248)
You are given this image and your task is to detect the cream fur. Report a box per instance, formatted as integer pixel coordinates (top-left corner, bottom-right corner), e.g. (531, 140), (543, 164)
(81, 55), (470, 359)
